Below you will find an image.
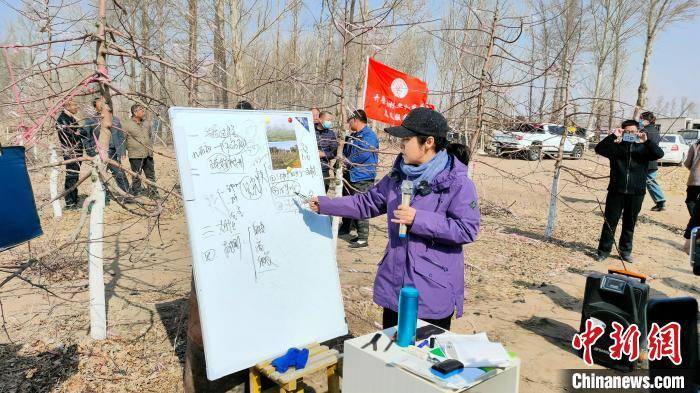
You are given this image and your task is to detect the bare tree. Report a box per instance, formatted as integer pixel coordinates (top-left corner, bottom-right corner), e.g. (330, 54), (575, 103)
(544, 0), (584, 240)
(585, 0), (615, 135)
(634, 0), (697, 117)
(607, 0), (639, 132)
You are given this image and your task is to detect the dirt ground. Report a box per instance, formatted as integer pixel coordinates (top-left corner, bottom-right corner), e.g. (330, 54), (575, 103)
(1, 144), (697, 392)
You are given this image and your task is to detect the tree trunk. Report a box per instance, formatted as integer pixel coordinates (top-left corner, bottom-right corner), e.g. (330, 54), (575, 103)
(187, 0), (198, 105)
(140, 1), (150, 95)
(608, 36), (622, 132)
(468, 2), (498, 154)
(229, 0), (243, 100)
(91, 0), (115, 341)
(585, 61), (605, 133)
(527, 26), (535, 121)
(634, 33), (654, 117)
(536, 0), (549, 121)
(290, 0), (301, 104)
(332, 0), (354, 245)
(544, 0), (579, 240)
(354, 0), (368, 108)
(213, 0), (228, 107)
(157, 0), (168, 140)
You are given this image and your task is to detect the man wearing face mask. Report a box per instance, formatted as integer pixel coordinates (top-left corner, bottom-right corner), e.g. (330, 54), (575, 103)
(594, 119), (664, 263)
(640, 111), (666, 212)
(316, 111), (339, 192)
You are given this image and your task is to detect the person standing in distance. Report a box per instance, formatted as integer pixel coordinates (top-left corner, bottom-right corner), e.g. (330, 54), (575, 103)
(56, 99), (86, 209)
(338, 109), (379, 248)
(123, 104), (158, 198)
(316, 111), (339, 192)
(594, 120), (664, 263)
(640, 111), (667, 212)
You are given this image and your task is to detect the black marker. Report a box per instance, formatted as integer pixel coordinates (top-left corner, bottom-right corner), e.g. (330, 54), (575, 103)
(295, 191), (311, 200)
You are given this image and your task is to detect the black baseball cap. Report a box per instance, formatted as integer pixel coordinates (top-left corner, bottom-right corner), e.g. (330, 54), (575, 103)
(384, 107), (448, 138)
(347, 109), (368, 123)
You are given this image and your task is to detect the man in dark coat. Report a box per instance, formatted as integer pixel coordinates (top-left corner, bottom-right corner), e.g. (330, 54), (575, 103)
(595, 119), (665, 263)
(316, 111), (339, 192)
(56, 99), (86, 209)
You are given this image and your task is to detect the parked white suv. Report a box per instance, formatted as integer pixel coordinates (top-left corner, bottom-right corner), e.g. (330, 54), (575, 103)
(491, 123), (587, 161)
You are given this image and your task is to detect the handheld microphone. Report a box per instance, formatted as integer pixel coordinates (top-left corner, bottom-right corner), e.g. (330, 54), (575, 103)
(399, 180), (413, 238)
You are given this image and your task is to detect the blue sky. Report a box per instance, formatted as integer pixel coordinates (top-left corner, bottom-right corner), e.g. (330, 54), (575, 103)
(1, 0), (698, 115)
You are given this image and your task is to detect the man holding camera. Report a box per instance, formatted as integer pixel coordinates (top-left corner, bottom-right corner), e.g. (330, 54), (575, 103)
(595, 119), (664, 263)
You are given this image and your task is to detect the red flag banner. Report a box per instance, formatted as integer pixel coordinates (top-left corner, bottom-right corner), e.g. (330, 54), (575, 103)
(363, 57), (431, 125)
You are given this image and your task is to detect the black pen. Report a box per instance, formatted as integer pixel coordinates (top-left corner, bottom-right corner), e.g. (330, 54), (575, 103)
(295, 191), (311, 200)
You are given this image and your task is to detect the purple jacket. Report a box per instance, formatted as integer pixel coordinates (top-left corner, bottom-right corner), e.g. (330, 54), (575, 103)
(318, 156), (480, 319)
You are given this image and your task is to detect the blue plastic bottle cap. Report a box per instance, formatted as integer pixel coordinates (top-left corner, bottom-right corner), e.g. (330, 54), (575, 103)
(401, 286), (419, 298)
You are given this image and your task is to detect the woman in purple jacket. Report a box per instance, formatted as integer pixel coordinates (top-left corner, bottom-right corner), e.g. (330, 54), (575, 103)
(309, 108), (480, 330)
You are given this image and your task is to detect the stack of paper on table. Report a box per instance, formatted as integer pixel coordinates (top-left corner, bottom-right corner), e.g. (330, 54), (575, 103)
(436, 333), (511, 368)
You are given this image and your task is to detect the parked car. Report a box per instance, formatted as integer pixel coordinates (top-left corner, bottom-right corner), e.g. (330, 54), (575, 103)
(657, 134), (690, 165)
(679, 129), (700, 145)
(491, 123), (587, 161)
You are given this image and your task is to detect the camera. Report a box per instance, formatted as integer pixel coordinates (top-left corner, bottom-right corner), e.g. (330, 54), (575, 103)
(690, 227), (700, 275)
(622, 133), (639, 143)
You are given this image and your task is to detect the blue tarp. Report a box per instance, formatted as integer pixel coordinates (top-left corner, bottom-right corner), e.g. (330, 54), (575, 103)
(0, 146), (42, 251)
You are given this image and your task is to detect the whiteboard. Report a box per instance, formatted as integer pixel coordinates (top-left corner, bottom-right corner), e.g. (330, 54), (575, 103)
(169, 107), (347, 380)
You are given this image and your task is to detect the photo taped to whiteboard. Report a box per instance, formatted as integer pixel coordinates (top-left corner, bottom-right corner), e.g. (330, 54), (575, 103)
(266, 116), (302, 170)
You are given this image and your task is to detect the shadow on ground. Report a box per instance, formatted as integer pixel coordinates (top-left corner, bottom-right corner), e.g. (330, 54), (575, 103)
(638, 215), (684, 235)
(502, 227), (598, 256)
(0, 343), (79, 391)
(514, 280), (581, 312)
(515, 316), (579, 355)
(156, 298), (188, 364)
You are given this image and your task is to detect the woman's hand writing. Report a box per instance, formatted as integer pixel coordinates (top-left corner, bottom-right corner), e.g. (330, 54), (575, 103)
(308, 196), (320, 213)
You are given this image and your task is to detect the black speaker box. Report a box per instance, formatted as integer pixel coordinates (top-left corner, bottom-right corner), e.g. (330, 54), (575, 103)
(647, 297), (699, 392)
(579, 270), (649, 372)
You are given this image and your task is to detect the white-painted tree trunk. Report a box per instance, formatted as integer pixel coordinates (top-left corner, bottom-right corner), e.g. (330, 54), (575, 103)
(49, 147), (62, 219)
(544, 167), (561, 240)
(88, 166), (106, 340)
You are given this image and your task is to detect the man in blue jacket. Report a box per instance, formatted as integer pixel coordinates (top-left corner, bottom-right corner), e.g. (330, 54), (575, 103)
(339, 109), (379, 248)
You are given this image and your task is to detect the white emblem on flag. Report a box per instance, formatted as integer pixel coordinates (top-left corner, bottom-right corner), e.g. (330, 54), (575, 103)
(390, 78), (409, 98)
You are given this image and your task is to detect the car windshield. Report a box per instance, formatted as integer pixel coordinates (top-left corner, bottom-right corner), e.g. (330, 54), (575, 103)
(548, 126), (565, 135)
(507, 123), (542, 133)
(661, 135), (678, 143)
(681, 130), (698, 139)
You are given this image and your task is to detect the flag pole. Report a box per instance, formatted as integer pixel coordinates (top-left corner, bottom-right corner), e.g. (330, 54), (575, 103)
(359, 56), (370, 110)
